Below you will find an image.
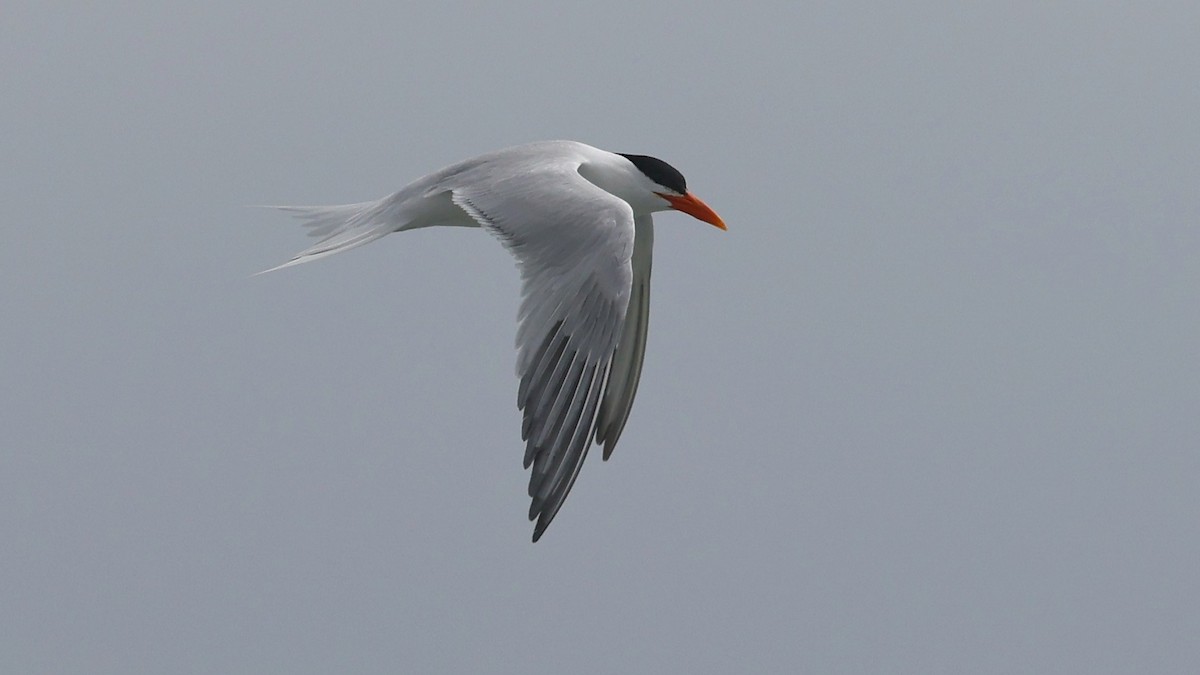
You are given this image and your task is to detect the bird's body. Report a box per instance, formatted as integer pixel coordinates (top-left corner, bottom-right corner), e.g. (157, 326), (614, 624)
(262, 140), (724, 541)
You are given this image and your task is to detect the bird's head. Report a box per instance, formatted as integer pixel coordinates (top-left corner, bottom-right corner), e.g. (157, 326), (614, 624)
(618, 153), (727, 230)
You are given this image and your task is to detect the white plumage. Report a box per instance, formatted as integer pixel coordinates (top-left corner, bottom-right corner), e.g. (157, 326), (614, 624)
(261, 140), (725, 541)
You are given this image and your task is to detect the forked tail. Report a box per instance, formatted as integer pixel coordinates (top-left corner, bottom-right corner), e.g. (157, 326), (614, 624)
(255, 199), (396, 274)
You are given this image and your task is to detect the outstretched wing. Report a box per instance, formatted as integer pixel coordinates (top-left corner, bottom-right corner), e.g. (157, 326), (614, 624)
(595, 214), (653, 460)
(451, 165), (636, 541)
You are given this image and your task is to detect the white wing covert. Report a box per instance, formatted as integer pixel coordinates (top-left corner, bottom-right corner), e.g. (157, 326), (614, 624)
(450, 164), (636, 541)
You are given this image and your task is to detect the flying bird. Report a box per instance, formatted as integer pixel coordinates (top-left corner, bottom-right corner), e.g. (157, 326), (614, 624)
(261, 140), (725, 541)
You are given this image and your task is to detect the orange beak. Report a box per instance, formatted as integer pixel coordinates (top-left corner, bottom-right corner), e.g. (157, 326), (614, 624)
(658, 192), (727, 230)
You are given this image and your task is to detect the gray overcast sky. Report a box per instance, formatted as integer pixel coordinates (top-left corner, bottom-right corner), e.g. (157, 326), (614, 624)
(3, 2), (1198, 673)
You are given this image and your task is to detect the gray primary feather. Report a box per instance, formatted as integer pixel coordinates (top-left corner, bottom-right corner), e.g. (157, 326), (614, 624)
(449, 160), (636, 541)
(595, 215), (653, 460)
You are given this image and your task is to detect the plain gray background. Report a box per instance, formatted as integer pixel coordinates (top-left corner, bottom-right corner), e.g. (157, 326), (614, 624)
(3, 2), (1198, 673)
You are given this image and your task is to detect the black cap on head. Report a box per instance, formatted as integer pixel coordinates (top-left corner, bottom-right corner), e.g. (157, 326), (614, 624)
(618, 153), (688, 195)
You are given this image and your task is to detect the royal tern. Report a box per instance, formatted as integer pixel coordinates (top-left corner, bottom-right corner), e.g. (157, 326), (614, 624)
(262, 140), (725, 541)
